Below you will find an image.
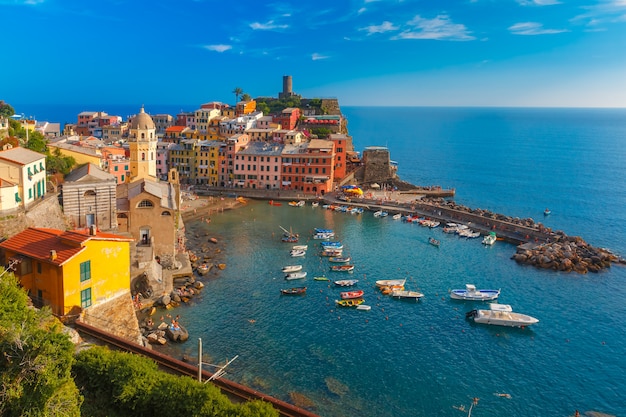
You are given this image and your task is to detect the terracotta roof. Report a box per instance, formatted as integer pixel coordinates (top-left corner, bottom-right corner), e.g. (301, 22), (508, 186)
(0, 227), (132, 266)
(165, 126), (187, 132)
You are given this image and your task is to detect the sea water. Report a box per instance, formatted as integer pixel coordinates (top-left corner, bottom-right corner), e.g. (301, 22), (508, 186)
(168, 108), (626, 417)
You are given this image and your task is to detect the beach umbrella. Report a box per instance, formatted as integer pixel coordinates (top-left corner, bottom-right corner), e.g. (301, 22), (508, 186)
(371, 183), (380, 189)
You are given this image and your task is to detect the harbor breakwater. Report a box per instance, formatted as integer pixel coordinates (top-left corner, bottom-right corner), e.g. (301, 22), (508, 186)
(189, 185), (624, 274)
(330, 194), (624, 274)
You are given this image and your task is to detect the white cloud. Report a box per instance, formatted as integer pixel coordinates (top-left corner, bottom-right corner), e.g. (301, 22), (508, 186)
(509, 22), (568, 35)
(572, 0), (626, 27)
(203, 44), (232, 53)
(358, 7), (367, 14)
(392, 14), (475, 41)
(516, 0), (561, 6)
(312, 53), (330, 61)
(250, 20), (289, 30)
(359, 21), (399, 35)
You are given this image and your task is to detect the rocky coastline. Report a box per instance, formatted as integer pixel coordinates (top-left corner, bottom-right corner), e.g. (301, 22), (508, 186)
(511, 237), (622, 274)
(417, 197), (625, 273)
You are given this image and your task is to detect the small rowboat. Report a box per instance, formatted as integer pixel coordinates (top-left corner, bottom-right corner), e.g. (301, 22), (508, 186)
(285, 271), (307, 280)
(292, 245), (308, 251)
(356, 304), (372, 311)
(335, 298), (365, 307)
(314, 276), (330, 281)
(340, 289), (364, 299)
(282, 265), (303, 273)
(290, 250), (306, 257)
(428, 237), (440, 247)
(280, 287), (307, 295)
(375, 279), (406, 288)
(334, 279), (358, 287)
(391, 290), (424, 300)
(330, 264), (355, 273)
(320, 249), (343, 257)
(329, 256), (351, 263)
(380, 285), (404, 295)
(269, 200), (282, 206)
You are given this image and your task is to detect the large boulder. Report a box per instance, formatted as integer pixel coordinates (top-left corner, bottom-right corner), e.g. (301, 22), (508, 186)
(165, 325), (189, 342)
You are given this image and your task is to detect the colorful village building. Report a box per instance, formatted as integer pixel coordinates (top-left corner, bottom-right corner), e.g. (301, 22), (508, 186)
(0, 227), (132, 319)
(0, 146), (47, 211)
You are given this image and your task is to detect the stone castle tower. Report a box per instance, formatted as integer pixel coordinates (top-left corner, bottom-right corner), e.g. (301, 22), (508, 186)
(362, 146), (395, 183)
(128, 106), (157, 181)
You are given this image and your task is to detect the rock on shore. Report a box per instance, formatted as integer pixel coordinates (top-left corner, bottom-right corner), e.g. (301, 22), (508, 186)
(511, 235), (623, 273)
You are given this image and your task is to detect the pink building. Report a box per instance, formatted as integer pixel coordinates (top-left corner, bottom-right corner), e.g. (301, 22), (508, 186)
(233, 142), (284, 190)
(224, 133), (250, 187)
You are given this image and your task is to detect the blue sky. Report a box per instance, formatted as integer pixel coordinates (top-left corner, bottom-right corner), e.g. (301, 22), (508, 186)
(2, 0), (626, 107)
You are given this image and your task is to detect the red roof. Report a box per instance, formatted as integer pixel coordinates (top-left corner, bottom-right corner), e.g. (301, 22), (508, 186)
(166, 126), (187, 133)
(0, 227), (132, 266)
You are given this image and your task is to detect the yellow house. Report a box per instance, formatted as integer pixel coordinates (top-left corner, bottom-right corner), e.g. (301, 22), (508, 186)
(47, 141), (103, 168)
(0, 227), (133, 318)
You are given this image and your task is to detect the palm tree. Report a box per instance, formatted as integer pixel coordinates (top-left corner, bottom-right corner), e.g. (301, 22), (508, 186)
(232, 87), (243, 104)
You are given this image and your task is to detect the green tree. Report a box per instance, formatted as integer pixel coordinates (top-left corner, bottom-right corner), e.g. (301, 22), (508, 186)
(241, 93), (252, 102)
(311, 127), (332, 137)
(232, 87), (243, 104)
(74, 346), (279, 417)
(25, 130), (48, 153)
(0, 272), (82, 417)
(0, 102), (15, 118)
(46, 149), (76, 175)
(256, 102), (270, 115)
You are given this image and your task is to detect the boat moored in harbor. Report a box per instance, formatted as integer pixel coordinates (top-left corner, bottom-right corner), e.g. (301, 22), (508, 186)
(282, 265), (303, 273)
(280, 287), (307, 295)
(450, 284), (500, 301)
(285, 271), (307, 280)
(466, 303), (539, 328)
(335, 298), (365, 307)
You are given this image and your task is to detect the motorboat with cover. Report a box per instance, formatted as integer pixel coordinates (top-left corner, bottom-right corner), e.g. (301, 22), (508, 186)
(466, 303), (539, 328)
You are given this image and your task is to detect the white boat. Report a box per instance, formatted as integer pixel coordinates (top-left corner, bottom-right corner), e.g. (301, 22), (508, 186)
(482, 232), (497, 245)
(375, 279), (406, 288)
(334, 279), (358, 287)
(313, 232), (334, 239)
(466, 303), (539, 328)
(391, 290), (424, 300)
(285, 271), (307, 280)
(450, 284), (500, 301)
(373, 210), (388, 218)
(311, 201), (319, 207)
(290, 249), (306, 257)
(329, 256), (351, 263)
(282, 265), (303, 273)
(292, 245), (308, 251)
(356, 304), (372, 311)
(392, 213), (402, 220)
(320, 249), (343, 257)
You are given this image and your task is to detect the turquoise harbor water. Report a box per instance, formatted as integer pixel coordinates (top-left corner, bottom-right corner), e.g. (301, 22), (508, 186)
(167, 108), (626, 417)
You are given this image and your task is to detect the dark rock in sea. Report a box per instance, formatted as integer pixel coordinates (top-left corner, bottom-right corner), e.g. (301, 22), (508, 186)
(165, 325), (189, 342)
